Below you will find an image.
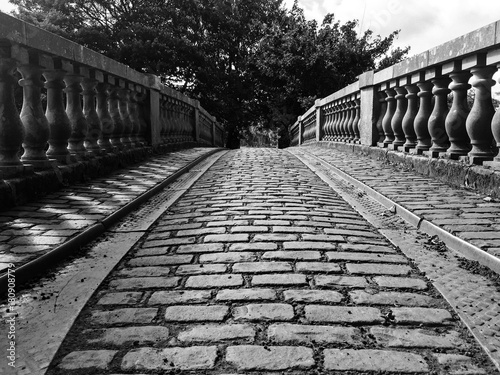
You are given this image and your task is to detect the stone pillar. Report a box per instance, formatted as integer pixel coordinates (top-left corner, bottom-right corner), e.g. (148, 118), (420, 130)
(358, 71), (378, 146)
(136, 90), (148, 145)
(128, 85), (141, 148)
(402, 83), (419, 152)
(0, 45), (24, 175)
(390, 85), (408, 148)
(118, 86), (133, 149)
(82, 73), (102, 155)
(194, 100), (201, 144)
(315, 99), (323, 142)
(382, 86), (396, 146)
(352, 95), (360, 143)
(445, 63), (471, 158)
(64, 68), (89, 157)
(18, 53), (51, 168)
(414, 80), (433, 153)
(149, 88), (161, 146)
(44, 60), (72, 164)
(108, 84), (124, 150)
(96, 81), (114, 152)
(375, 91), (387, 145)
(298, 116), (303, 145)
(466, 65), (496, 163)
(346, 97), (355, 142)
(427, 76), (451, 156)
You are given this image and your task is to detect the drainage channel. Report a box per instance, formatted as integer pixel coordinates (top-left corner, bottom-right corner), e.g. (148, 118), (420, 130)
(290, 148), (500, 372)
(0, 150), (227, 375)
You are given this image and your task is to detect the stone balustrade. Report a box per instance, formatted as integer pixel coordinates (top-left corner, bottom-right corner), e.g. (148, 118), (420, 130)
(0, 12), (224, 181)
(292, 20), (500, 171)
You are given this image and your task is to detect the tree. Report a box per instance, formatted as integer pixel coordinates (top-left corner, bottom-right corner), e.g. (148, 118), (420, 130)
(9, 0), (408, 148)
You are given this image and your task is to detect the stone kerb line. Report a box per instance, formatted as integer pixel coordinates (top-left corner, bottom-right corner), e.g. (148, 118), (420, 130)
(0, 12), (224, 180)
(291, 19), (500, 170)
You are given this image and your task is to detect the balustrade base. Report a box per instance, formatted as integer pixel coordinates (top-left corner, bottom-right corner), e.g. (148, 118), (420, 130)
(388, 144), (403, 151)
(483, 159), (500, 171)
(377, 142), (389, 148)
(461, 155), (495, 166)
(409, 148), (429, 156)
(23, 159), (57, 171)
(423, 150), (442, 159)
(403, 145), (416, 153)
(0, 164), (34, 179)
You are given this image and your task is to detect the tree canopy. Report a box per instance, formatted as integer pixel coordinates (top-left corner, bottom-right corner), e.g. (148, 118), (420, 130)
(9, 0), (409, 147)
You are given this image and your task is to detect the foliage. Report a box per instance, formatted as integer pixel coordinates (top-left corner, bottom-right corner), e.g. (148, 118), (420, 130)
(9, 0), (409, 148)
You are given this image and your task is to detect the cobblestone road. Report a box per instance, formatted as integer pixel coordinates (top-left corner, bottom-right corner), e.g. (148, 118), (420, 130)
(45, 148), (494, 374)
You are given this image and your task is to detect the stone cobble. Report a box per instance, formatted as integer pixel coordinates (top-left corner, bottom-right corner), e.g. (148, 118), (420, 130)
(0, 148), (218, 274)
(297, 145), (500, 259)
(46, 148), (494, 374)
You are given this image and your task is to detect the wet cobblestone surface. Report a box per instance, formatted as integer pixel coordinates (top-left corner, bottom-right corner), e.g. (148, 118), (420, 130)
(44, 148), (495, 374)
(0, 148), (218, 276)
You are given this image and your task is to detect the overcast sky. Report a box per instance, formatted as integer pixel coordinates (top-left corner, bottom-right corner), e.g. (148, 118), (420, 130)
(284, 0), (500, 56)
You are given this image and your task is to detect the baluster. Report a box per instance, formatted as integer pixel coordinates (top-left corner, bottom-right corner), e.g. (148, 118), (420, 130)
(136, 90), (148, 145)
(445, 70), (471, 158)
(108, 85), (124, 150)
(96, 81), (114, 152)
(402, 83), (419, 152)
(488, 64), (500, 166)
(160, 96), (167, 142)
(127, 85), (139, 147)
(414, 81), (433, 153)
(466, 65), (496, 163)
(332, 103), (340, 140)
(376, 91), (387, 144)
(165, 98), (173, 143)
(353, 96), (361, 143)
(18, 52), (51, 168)
(346, 97), (355, 142)
(382, 87), (396, 146)
(339, 101), (348, 141)
(391, 85), (408, 148)
(322, 105), (330, 141)
(118, 87), (133, 149)
(44, 61), (72, 163)
(427, 77), (451, 156)
(64, 69), (88, 157)
(0, 45), (24, 175)
(82, 74), (101, 154)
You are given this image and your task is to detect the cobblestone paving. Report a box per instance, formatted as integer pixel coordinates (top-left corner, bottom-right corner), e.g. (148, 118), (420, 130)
(295, 145), (500, 259)
(0, 148), (217, 276)
(46, 148), (494, 374)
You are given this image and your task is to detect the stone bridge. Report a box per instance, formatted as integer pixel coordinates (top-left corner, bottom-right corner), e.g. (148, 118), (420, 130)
(1, 11), (500, 375)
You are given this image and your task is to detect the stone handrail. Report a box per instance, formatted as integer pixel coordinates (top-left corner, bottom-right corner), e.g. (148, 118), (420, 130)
(292, 19), (500, 169)
(0, 12), (224, 179)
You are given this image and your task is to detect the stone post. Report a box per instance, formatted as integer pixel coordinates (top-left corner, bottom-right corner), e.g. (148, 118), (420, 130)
(444, 61), (471, 158)
(298, 116), (303, 146)
(65, 66), (89, 157)
(148, 86), (162, 147)
(82, 71), (102, 155)
(96, 79), (114, 152)
(315, 99), (323, 142)
(18, 50), (51, 168)
(358, 71), (378, 146)
(0, 44), (24, 176)
(194, 100), (201, 144)
(465, 54), (496, 164)
(44, 59), (72, 164)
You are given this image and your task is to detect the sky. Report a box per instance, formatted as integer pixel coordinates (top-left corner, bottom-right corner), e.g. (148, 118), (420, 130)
(1, 0), (499, 56)
(283, 0), (500, 56)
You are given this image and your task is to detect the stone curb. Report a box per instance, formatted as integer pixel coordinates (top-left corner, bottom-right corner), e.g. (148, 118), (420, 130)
(292, 149), (500, 275)
(0, 148), (224, 293)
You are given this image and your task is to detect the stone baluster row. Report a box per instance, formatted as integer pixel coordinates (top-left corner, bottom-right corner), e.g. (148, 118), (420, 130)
(375, 57), (500, 164)
(0, 44), (155, 177)
(322, 94), (361, 143)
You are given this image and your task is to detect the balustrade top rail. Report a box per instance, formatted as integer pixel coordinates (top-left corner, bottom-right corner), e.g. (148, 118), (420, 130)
(0, 12), (224, 179)
(292, 19), (500, 170)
